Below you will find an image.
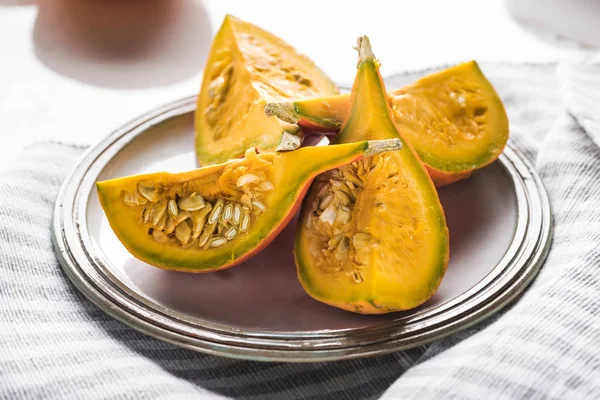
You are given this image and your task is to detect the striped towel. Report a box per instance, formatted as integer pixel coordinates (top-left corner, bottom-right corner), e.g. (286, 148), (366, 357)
(1, 59), (599, 399)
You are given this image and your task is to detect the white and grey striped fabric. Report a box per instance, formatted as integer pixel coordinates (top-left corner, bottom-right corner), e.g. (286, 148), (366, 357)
(1, 60), (599, 399)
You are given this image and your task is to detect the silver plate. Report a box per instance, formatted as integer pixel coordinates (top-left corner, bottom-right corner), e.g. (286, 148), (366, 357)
(52, 95), (552, 362)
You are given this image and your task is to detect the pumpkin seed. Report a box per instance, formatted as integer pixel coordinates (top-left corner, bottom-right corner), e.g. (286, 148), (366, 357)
(175, 221), (192, 244)
(237, 173), (260, 187)
(319, 204), (337, 225)
(225, 227), (237, 240)
(331, 181), (356, 202)
(166, 215), (177, 234)
(123, 190), (148, 207)
(198, 222), (217, 247)
(353, 232), (371, 248)
(342, 170), (363, 187)
(258, 181), (274, 191)
(316, 183), (330, 198)
(209, 237), (227, 248)
(151, 200), (167, 226)
(167, 211), (189, 234)
(176, 210), (190, 224)
(305, 212), (314, 228)
(155, 213), (167, 231)
(251, 200), (266, 213)
(152, 230), (169, 243)
(138, 181), (162, 202)
(208, 199), (224, 224)
(361, 157), (370, 171)
(334, 191), (351, 206)
(233, 204), (242, 225)
(335, 236), (349, 262)
(168, 199), (179, 218)
(222, 202), (233, 222)
(191, 204), (211, 239)
(141, 207), (151, 224)
(178, 193), (205, 212)
(240, 212), (250, 232)
(319, 194), (334, 210)
(335, 206), (352, 225)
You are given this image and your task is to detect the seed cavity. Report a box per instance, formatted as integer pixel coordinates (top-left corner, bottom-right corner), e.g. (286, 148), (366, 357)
(309, 156), (397, 272)
(123, 169), (272, 249)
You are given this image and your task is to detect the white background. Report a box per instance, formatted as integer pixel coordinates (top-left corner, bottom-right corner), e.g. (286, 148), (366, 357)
(0, 0), (597, 171)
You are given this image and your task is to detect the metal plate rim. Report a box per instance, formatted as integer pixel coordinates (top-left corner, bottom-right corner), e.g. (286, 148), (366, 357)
(51, 95), (553, 362)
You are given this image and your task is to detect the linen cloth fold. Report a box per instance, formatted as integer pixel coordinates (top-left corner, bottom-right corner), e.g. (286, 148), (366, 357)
(1, 60), (599, 399)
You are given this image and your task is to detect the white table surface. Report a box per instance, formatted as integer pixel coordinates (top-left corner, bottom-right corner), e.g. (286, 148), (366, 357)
(0, 0), (596, 172)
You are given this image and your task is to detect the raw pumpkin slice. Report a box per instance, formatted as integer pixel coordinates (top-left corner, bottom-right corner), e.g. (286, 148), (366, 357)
(97, 138), (401, 273)
(266, 61), (509, 186)
(295, 37), (449, 314)
(195, 15), (339, 166)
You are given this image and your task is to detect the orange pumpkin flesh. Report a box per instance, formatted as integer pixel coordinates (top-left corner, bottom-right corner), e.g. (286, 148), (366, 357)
(97, 139), (401, 273)
(266, 61), (509, 187)
(195, 15), (339, 166)
(295, 37), (449, 314)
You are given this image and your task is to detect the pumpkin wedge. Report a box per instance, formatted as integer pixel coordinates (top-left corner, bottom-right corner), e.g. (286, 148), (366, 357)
(195, 15), (339, 166)
(295, 37), (449, 314)
(97, 138), (401, 273)
(266, 61), (508, 186)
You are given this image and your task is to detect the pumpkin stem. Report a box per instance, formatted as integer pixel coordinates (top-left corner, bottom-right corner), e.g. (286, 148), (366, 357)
(355, 36), (378, 67)
(365, 138), (402, 156)
(276, 131), (304, 152)
(264, 102), (299, 124)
